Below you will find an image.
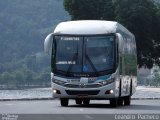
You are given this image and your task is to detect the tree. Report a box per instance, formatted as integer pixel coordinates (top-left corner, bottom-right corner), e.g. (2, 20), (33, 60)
(64, 0), (160, 68)
(0, 72), (16, 85)
(114, 0), (160, 68)
(152, 72), (160, 86)
(64, 0), (115, 20)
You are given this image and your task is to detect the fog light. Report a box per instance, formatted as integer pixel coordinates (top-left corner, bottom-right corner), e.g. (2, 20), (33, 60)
(53, 89), (61, 94)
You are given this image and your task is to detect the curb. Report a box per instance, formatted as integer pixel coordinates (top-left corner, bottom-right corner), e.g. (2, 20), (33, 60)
(0, 97), (160, 101)
(0, 97), (54, 101)
(131, 98), (160, 100)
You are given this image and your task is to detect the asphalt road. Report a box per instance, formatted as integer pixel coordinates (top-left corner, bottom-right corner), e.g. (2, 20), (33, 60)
(0, 99), (160, 114)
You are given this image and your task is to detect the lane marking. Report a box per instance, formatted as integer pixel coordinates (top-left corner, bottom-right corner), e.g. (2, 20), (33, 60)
(5, 104), (13, 106)
(84, 115), (94, 120)
(32, 102), (39, 104)
(79, 109), (84, 112)
(19, 103), (27, 105)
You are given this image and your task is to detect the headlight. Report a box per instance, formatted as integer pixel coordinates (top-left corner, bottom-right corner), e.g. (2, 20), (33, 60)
(52, 79), (67, 85)
(99, 78), (114, 86)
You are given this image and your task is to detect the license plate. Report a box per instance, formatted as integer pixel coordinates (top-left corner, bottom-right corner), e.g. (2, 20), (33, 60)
(69, 79), (80, 83)
(77, 94), (88, 98)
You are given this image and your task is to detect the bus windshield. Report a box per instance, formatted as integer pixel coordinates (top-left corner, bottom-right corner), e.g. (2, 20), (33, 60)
(53, 35), (115, 77)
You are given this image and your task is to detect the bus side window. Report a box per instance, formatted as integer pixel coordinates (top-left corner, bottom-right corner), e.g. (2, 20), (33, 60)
(116, 41), (119, 66)
(119, 55), (122, 75)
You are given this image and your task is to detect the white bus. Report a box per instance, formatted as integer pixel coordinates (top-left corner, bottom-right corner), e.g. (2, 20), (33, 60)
(44, 20), (137, 107)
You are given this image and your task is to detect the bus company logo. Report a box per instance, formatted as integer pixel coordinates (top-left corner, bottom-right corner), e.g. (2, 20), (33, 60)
(79, 83), (85, 88)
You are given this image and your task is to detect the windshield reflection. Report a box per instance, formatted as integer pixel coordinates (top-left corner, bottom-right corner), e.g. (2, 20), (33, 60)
(53, 35), (115, 76)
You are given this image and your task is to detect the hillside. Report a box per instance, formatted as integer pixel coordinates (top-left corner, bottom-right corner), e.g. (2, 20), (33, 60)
(0, 0), (69, 63)
(0, 0), (69, 88)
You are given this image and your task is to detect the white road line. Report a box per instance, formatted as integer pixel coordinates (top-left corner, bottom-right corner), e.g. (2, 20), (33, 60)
(19, 103), (27, 105)
(79, 108), (84, 112)
(84, 115), (94, 119)
(33, 102), (39, 104)
(5, 104), (13, 106)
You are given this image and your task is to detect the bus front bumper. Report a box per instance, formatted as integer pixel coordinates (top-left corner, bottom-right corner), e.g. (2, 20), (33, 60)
(51, 82), (119, 99)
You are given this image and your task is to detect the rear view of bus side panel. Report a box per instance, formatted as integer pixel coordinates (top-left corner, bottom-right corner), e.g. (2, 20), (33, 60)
(131, 36), (137, 95)
(119, 33), (137, 97)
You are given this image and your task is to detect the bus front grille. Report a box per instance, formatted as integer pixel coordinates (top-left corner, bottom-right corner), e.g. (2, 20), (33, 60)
(64, 83), (102, 88)
(65, 90), (100, 95)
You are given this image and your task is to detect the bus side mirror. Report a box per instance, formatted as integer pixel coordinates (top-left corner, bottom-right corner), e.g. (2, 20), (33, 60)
(116, 33), (123, 66)
(44, 33), (53, 55)
(116, 33), (123, 52)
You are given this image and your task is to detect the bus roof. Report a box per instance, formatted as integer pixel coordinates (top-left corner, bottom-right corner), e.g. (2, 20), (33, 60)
(53, 20), (133, 36)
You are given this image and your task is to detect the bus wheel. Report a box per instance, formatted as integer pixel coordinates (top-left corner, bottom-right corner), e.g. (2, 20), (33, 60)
(110, 98), (118, 107)
(118, 79), (123, 106)
(123, 96), (131, 106)
(75, 99), (82, 105)
(83, 99), (90, 105)
(60, 98), (69, 106)
(124, 80), (132, 106)
(117, 97), (123, 106)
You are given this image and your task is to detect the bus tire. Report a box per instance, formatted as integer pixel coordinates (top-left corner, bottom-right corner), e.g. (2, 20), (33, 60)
(75, 99), (82, 105)
(83, 99), (90, 105)
(118, 79), (123, 106)
(123, 96), (131, 106)
(60, 98), (69, 106)
(124, 81), (132, 106)
(117, 97), (123, 106)
(110, 98), (118, 107)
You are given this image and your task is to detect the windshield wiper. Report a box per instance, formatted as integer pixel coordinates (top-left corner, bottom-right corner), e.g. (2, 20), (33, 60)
(66, 45), (79, 75)
(85, 53), (99, 75)
(84, 43), (99, 75)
